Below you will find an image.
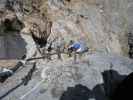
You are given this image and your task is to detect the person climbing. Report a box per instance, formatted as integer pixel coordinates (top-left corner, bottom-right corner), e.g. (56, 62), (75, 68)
(68, 40), (88, 54)
(67, 40), (89, 63)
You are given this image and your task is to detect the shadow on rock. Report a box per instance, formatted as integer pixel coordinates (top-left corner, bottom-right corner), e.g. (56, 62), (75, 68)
(92, 84), (108, 100)
(91, 69), (126, 100)
(59, 70), (133, 100)
(0, 10), (27, 59)
(101, 70), (126, 99)
(112, 72), (133, 100)
(60, 84), (91, 100)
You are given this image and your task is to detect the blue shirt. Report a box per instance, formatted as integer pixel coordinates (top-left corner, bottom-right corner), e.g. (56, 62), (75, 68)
(72, 43), (81, 50)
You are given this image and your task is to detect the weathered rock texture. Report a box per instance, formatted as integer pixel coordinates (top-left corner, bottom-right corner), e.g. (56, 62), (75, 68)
(16, 0), (133, 56)
(0, 1), (133, 100)
(47, 0), (131, 56)
(0, 0), (133, 58)
(0, 54), (133, 100)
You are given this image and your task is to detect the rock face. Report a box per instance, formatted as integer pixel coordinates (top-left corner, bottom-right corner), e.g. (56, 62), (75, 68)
(0, 0), (133, 58)
(0, 1), (133, 100)
(0, 53), (132, 100)
(47, 0), (131, 56)
(16, 0), (133, 56)
(39, 54), (133, 100)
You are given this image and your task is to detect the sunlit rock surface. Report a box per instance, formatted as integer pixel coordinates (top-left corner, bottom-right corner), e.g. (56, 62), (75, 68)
(47, 0), (131, 56)
(0, 0), (133, 58)
(0, 54), (132, 100)
(0, 0), (133, 100)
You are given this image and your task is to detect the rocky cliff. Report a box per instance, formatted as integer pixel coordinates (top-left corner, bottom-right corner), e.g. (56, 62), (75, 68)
(46, 0), (132, 56)
(0, 0), (132, 59)
(0, 1), (133, 100)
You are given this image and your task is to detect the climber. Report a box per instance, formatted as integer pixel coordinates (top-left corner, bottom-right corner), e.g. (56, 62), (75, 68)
(68, 40), (88, 54)
(67, 40), (88, 63)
